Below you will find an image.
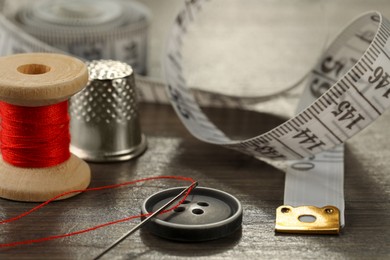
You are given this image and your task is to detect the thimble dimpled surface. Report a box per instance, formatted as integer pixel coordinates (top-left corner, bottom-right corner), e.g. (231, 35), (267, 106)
(70, 60), (146, 162)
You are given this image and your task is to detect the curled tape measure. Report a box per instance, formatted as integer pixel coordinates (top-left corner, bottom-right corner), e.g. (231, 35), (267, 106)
(165, 5), (390, 161)
(0, 0), (389, 234)
(0, 0), (150, 74)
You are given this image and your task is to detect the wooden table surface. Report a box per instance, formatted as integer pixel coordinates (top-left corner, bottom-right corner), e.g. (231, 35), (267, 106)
(0, 0), (390, 259)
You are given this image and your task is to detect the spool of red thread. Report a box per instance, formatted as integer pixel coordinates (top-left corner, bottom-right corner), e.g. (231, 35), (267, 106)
(0, 53), (91, 202)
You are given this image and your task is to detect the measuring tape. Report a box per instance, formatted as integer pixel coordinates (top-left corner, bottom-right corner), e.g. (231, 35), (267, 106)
(0, 0), (292, 111)
(161, 0), (387, 233)
(1, 0), (389, 234)
(0, 0), (150, 74)
(164, 1), (390, 232)
(165, 5), (390, 160)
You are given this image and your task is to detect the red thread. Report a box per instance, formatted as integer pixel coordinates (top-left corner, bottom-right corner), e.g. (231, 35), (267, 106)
(0, 175), (196, 248)
(0, 101), (71, 168)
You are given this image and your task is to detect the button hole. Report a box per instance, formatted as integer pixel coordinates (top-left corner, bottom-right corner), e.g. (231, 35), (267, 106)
(197, 202), (209, 207)
(192, 208), (204, 215)
(174, 207), (186, 213)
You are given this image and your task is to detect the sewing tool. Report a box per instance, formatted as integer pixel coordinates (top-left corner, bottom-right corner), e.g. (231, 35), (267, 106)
(141, 186), (243, 242)
(70, 60), (147, 162)
(0, 53), (91, 202)
(94, 181), (198, 260)
(0, 0), (389, 234)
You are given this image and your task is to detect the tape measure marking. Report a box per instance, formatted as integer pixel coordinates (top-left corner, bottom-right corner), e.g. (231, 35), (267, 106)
(165, 7), (390, 162)
(1, 0), (150, 75)
(1, 0), (390, 232)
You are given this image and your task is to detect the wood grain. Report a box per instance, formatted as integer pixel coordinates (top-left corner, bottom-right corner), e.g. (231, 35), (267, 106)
(0, 53), (90, 202)
(0, 155), (91, 202)
(0, 53), (88, 106)
(0, 0), (389, 259)
(0, 104), (388, 259)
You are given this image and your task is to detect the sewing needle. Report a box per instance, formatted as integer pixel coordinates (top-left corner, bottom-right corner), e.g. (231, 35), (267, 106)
(93, 181), (198, 260)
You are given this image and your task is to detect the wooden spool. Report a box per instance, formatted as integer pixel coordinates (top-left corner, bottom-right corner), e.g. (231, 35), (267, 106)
(0, 53), (91, 202)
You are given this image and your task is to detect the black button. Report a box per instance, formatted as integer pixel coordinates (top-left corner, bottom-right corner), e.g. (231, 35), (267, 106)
(141, 186), (242, 242)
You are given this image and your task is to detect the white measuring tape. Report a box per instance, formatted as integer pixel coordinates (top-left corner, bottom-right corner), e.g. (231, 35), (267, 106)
(164, 1), (390, 233)
(165, 7), (388, 160)
(1, 0), (389, 234)
(1, 0), (150, 75)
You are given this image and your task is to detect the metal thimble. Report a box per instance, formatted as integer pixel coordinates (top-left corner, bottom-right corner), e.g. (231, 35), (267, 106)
(69, 60), (147, 162)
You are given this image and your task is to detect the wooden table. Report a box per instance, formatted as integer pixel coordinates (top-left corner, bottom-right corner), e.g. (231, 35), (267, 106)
(0, 0), (389, 259)
(0, 103), (388, 259)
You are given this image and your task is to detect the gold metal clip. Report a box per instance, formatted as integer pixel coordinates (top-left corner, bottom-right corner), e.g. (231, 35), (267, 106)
(275, 205), (340, 234)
